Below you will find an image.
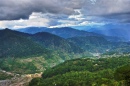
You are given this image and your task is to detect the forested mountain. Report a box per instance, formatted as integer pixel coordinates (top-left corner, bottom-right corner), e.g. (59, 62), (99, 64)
(68, 36), (111, 53)
(1, 0), (130, 85)
(32, 32), (84, 54)
(29, 56), (130, 86)
(0, 28), (84, 58)
(1, 28), (130, 58)
(0, 28), (48, 58)
(0, 28), (85, 74)
(0, 28), (130, 76)
(68, 36), (130, 54)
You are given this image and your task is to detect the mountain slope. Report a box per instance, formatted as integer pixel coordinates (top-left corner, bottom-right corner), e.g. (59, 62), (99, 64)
(68, 36), (130, 54)
(0, 28), (86, 74)
(0, 28), (85, 58)
(0, 29), (48, 58)
(32, 32), (84, 54)
(29, 56), (130, 86)
(0, 29), (69, 74)
(68, 36), (112, 53)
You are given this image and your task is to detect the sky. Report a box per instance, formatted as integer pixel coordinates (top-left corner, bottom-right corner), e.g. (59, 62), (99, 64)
(0, 0), (130, 29)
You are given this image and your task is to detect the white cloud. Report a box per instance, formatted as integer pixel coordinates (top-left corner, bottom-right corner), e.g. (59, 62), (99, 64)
(1, 0), (129, 29)
(68, 9), (85, 21)
(49, 9), (106, 28)
(90, 0), (97, 4)
(0, 12), (50, 29)
(0, 9), (107, 29)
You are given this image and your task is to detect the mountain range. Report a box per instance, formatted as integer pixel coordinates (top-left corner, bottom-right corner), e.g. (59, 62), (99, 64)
(17, 27), (125, 42)
(0, 28), (47, 58)
(0, 28), (84, 58)
(0, 27), (130, 74)
(0, 27), (129, 57)
(17, 27), (101, 38)
(0, 28), (85, 74)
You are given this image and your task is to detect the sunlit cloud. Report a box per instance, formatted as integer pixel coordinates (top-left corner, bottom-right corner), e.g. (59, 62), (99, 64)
(0, 12), (50, 29)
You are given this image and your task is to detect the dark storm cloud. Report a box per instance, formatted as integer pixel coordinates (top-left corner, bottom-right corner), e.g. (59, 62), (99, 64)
(81, 0), (130, 23)
(101, 12), (130, 23)
(0, 0), (83, 20)
(0, 0), (130, 24)
(0, 0), (33, 20)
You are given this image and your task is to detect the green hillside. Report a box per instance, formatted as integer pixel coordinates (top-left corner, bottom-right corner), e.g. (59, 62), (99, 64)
(68, 36), (130, 54)
(0, 29), (84, 74)
(29, 56), (130, 86)
(32, 32), (84, 54)
(0, 29), (62, 74)
(68, 36), (110, 53)
(0, 29), (48, 58)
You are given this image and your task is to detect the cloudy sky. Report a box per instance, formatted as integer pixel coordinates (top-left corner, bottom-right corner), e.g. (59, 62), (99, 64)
(0, 0), (130, 29)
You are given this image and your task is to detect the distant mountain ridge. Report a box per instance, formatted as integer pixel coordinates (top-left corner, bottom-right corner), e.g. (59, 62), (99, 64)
(85, 25), (130, 41)
(17, 27), (101, 38)
(17, 27), (125, 42)
(18, 27), (48, 34)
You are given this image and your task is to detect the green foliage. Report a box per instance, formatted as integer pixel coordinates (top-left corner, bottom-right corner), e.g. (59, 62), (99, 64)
(30, 69), (118, 86)
(68, 36), (130, 54)
(42, 56), (130, 78)
(0, 29), (48, 58)
(68, 36), (111, 53)
(0, 58), (37, 74)
(29, 56), (130, 86)
(29, 78), (43, 86)
(0, 29), (85, 74)
(114, 64), (130, 86)
(32, 32), (84, 54)
(0, 71), (13, 80)
(0, 29), (85, 60)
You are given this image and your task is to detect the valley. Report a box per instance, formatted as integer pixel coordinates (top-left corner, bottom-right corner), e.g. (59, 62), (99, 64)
(0, 28), (130, 86)
(0, 0), (130, 86)
(0, 69), (42, 86)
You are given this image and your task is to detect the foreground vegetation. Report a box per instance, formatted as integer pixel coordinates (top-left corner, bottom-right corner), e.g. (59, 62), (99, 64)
(29, 56), (130, 86)
(0, 71), (13, 80)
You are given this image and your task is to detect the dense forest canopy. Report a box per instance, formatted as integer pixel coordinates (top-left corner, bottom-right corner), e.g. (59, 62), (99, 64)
(29, 56), (130, 86)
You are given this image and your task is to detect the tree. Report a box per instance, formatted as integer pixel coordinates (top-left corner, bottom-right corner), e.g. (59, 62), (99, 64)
(114, 64), (130, 86)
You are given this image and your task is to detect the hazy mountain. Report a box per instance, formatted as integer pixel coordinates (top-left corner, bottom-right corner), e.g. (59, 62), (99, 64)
(17, 27), (125, 42)
(86, 25), (130, 41)
(68, 36), (130, 54)
(18, 27), (48, 34)
(17, 27), (101, 38)
(68, 36), (112, 53)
